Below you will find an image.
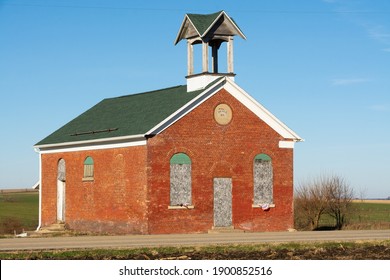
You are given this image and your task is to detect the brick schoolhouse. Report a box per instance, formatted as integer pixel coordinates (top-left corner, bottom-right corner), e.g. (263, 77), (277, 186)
(34, 11), (302, 234)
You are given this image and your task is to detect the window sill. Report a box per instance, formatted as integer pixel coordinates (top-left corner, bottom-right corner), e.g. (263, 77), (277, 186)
(168, 205), (194, 210)
(252, 204), (275, 209)
(82, 177), (94, 182)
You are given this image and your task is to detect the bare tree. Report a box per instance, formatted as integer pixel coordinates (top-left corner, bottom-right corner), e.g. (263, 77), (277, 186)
(295, 174), (354, 230)
(295, 177), (328, 230)
(323, 175), (354, 230)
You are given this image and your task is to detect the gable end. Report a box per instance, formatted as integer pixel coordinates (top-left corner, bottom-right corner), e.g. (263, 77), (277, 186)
(146, 77), (303, 144)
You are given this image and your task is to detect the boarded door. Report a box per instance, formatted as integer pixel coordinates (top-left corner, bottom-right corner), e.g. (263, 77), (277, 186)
(213, 178), (232, 227)
(57, 181), (65, 222)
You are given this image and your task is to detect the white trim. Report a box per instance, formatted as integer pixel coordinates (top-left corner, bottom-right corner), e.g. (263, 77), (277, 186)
(187, 74), (232, 92)
(279, 141), (295, 149)
(38, 139), (146, 154)
(35, 134), (145, 150)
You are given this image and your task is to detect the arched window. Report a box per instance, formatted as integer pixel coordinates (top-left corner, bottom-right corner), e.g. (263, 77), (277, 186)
(57, 158), (66, 182)
(170, 153), (192, 206)
(83, 156), (94, 180)
(253, 154), (273, 205)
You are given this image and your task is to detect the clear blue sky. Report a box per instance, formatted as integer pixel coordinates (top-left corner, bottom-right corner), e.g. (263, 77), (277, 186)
(1, 0), (389, 198)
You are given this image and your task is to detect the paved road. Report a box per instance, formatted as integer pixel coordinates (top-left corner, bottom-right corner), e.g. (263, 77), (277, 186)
(1, 229), (389, 251)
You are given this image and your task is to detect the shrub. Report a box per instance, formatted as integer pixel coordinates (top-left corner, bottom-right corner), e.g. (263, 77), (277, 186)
(0, 217), (23, 234)
(294, 174), (354, 230)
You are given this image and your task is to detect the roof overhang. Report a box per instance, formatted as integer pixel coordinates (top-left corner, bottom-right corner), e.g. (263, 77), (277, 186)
(34, 134), (146, 154)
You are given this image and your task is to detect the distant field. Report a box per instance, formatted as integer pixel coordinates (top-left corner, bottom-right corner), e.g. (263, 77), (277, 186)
(0, 191), (39, 234)
(318, 201), (390, 230)
(352, 199), (390, 204)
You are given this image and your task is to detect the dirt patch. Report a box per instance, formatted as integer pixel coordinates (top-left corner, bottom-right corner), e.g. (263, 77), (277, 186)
(3, 242), (389, 260)
(136, 244), (390, 260)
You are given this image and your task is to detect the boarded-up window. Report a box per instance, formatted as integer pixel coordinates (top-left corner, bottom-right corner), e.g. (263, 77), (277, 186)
(253, 154), (273, 205)
(57, 159), (66, 182)
(170, 153), (191, 206)
(83, 156), (94, 180)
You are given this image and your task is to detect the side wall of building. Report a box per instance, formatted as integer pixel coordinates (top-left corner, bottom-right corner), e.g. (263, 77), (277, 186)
(147, 88), (294, 234)
(40, 145), (148, 234)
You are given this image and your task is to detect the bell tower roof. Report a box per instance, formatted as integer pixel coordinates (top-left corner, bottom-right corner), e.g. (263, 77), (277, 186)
(175, 11), (246, 92)
(174, 11), (246, 45)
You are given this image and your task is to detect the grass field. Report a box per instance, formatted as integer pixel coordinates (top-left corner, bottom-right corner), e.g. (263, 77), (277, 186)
(0, 191), (39, 234)
(317, 201), (390, 230)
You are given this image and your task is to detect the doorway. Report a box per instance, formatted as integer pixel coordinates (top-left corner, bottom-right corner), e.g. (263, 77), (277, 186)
(213, 178), (232, 227)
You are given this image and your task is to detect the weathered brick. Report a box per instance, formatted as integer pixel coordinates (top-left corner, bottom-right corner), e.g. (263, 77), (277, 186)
(41, 146), (149, 234)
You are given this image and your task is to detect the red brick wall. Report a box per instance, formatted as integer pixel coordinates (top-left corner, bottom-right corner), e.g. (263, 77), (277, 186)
(147, 88), (294, 234)
(40, 145), (148, 234)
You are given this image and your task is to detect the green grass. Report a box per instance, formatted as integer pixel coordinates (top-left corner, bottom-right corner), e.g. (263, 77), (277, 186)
(351, 203), (390, 222)
(0, 192), (39, 234)
(318, 202), (390, 229)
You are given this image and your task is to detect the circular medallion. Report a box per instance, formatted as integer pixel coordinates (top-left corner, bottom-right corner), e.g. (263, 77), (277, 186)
(214, 103), (232, 125)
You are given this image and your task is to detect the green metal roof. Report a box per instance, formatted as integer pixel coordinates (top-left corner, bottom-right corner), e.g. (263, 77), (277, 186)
(36, 85), (204, 146)
(187, 11), (222, 36)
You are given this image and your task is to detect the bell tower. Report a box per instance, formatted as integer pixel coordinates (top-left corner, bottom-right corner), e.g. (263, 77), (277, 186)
(175, 11), (246, 91)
